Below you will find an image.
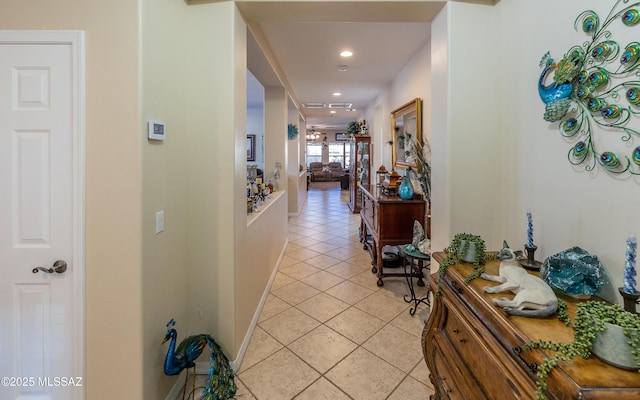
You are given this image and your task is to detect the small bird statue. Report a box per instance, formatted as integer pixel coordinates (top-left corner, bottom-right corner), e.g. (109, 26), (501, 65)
(162, 319), (237, 400)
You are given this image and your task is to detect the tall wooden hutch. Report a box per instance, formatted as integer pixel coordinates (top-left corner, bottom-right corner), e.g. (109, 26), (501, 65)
(347, 135), (371, 213)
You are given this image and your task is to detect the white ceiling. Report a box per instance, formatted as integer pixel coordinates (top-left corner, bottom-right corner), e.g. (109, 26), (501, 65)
(240, 1), (447, 131)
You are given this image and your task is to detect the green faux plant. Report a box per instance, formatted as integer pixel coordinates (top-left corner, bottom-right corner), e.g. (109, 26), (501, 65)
(345, 120), (367, 136)
(345, 121), (360, 136)
(524, 301), (640, 400)
(436, 233), (494, 297)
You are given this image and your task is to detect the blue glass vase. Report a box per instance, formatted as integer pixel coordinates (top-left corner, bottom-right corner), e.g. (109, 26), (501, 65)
(399, 168), (414, 200)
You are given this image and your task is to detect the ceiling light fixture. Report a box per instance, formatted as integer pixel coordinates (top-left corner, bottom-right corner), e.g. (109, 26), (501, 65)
(333, 92), (341, 96)
(338, 65), (348, 72)
(306, 129), (320, 141)
(330, 110), (336, 114)
(340, 50), (353, 57)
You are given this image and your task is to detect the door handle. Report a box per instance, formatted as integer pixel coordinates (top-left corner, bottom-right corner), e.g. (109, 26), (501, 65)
(32, 260), (67, 274)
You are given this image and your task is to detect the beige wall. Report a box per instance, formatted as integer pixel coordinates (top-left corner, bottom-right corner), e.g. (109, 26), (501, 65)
(435, 2), (500, 250)
(0, 1), (144, 399)
(236, 193), (288, 355)
(366, 39), (432, 179)
(141, 0), (191, 398)
(183, 1), (239, 354)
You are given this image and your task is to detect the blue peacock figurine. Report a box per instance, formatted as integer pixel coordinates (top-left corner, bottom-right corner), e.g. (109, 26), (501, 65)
(162, 319), (237, 400)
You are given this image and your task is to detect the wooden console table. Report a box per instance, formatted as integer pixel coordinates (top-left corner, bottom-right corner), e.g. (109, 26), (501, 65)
(358, 184), (425, 286)
(423, 252), (640, 399)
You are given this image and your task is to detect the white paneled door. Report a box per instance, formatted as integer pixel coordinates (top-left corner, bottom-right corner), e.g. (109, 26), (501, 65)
(0, 31), (84, 400)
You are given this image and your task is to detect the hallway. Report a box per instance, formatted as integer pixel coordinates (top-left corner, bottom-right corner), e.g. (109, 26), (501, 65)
(233, 182), (434, 399)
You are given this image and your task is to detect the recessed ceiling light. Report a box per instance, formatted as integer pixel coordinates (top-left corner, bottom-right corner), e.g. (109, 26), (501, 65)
(330, 110), (336, 114)
(338, 65), (348, 72)
(333, 92), (341, 96)
(340, 50), (353, 57)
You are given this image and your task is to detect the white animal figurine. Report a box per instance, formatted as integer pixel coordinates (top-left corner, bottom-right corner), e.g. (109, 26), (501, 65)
(481, 241), (557, 317)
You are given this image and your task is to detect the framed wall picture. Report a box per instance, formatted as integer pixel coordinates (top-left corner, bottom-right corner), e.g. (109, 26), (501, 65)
(335, 133), (348, 142)
(247, 134), (256, 161)
(391, 98), (422, 170)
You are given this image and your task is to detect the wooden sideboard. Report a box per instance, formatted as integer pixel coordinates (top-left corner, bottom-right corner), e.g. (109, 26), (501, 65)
(358, 184), (425, 286)
(423, 252), (640, 400)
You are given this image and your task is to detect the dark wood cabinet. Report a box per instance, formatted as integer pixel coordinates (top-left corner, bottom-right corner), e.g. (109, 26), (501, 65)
(424, 252), (640, 400)
(347, 135), (371, 213)
(358, 184), (425, 286)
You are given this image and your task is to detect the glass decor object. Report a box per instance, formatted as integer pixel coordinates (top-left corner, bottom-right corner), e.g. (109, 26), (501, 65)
(540, 246), (608, 298)
(623, 234), (638, 294)
(399, 167), (415, 200)
(538, 0), (640, 175)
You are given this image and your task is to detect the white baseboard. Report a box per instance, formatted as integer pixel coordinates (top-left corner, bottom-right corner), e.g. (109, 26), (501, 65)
(192, 238), (288, 375)
(230, 238), (288, 370)
(166, 240), (288, 399)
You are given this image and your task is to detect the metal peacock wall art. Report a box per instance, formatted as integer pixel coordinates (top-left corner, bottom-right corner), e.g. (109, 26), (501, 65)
(162, 319), (237, 400)
(539, 0), (640, 176)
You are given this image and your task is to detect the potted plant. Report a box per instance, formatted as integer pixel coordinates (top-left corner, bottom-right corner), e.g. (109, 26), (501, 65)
(345, 121), (360, 137)
(524, 300), (640, 400)
(436, 233), (494, 297)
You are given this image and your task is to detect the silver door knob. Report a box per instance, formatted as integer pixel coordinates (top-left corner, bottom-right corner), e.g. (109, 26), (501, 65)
(32, 260), (67, 274)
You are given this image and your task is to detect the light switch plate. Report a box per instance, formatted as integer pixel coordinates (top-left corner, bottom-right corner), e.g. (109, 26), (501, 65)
(155, 211), (164, 234)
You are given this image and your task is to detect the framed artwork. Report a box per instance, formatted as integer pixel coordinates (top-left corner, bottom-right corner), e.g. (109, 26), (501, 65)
(391, 98), (422, 170)
(335, 133), (348, 142)
(247, 134), (256, 161)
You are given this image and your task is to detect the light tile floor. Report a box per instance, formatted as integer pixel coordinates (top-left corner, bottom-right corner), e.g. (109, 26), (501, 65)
(234, 181), (435, 399)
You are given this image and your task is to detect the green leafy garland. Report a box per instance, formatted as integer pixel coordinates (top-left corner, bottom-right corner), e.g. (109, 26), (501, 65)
(436, 233), (496, 297)
(524, 301), (640, 400)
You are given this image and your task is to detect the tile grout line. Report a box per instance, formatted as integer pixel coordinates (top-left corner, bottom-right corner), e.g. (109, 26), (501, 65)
(236, 183), (433, 399)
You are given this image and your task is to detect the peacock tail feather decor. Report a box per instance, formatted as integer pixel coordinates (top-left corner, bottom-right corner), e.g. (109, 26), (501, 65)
(539, 0), (640, 175)
(162, 319), (236, 400)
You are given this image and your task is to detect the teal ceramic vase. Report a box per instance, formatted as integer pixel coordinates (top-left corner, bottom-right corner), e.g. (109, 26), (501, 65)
(399, 168), (414, 200)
